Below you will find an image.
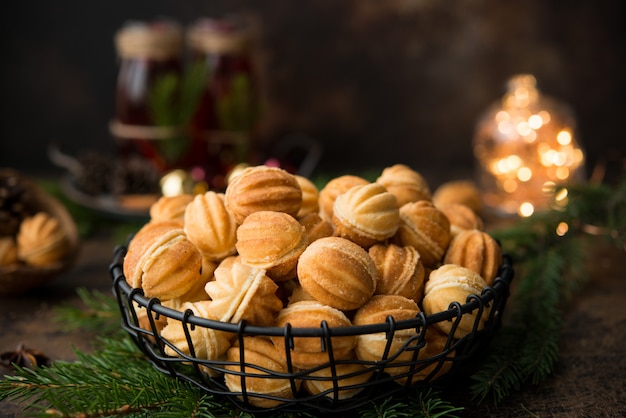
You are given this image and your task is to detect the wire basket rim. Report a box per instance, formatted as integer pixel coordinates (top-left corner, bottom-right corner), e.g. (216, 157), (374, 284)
(110, 244), (514, 338)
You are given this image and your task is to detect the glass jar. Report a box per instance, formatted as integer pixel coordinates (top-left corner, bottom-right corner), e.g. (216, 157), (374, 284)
(473, 74), (585, 217)
(186, 16), (259, 190)
(112, 20), (208, 174)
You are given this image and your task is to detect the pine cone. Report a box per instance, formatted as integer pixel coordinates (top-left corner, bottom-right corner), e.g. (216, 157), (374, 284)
(0, 170), (37, 237)
(112, 156), (161, 195)
(74, 151), (115, 196)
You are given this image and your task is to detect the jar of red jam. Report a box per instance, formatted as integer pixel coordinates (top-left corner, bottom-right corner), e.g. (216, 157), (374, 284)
(186, 17), (260, 190)
(112, 20), (208, 174)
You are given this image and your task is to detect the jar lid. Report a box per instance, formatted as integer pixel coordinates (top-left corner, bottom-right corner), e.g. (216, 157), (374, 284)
(115, 20), (183, 60)
(187, 17), (250, 55)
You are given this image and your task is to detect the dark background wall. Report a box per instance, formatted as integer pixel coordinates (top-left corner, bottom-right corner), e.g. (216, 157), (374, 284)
(1, 0), (625, 185)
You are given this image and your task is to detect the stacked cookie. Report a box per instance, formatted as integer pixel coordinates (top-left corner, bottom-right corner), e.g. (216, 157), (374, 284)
(123, 164), (502, 407)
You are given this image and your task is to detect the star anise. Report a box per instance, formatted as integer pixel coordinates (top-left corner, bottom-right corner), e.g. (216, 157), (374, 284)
(0, 343), (51, 371)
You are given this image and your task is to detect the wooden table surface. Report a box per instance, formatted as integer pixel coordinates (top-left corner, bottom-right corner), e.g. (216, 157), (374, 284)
(1, 232), (625, 417)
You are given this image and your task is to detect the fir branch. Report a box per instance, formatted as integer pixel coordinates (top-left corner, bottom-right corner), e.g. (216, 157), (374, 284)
(470, 178), (626, 404)
(53, 288), (122, 336)
(469, 229), (572, 403)
(0, 337), (234, 418)
(359, 388), (464, 418)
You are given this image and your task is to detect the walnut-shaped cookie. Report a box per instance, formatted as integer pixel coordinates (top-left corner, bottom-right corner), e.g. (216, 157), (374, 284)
(160, 300), (232, 361)
(204, 258), (282, 326)
(295, 174), (320, 217)
(297, 237), (378, 311)
(318, 175), (369, 223)
(332, 182), (400, 248)
(353, 295), (421, 379)
(444, 229), (502, 285)
(395, 201), (451, 268)
(224, 165), (302, 224)
(236, 211), (307, 281)
(17, 212), (72, 266)
(184, 191), (237, 262)
(299, 212), (334, 244)
(123, 221), (203, 301)
(376, 164), (432, 207)
(225, 336), (301, 408)
(368, 243), (425, 302)
(271, 300), (356, 369)
(161, 258), (216, 311)
(149, 194), (193, 223)
(422, 264), (489, 338)
(432, 180), (483, 215)
(302, 359), (373, 400)
(437, 203), (483, 238)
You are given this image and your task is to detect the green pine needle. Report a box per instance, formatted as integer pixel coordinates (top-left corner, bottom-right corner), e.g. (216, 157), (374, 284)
(53, 287), (122, 336)
(0, 337), (233, 417)
(359, 388), (464, 418)
(470, 178), (626, 404)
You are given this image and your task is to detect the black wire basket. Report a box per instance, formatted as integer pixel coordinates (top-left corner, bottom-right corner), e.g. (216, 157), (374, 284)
(110, 244), (513, 414)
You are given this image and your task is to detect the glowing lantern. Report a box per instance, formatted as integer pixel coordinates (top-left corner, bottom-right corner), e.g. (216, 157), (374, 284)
(473, 74), (585, 217)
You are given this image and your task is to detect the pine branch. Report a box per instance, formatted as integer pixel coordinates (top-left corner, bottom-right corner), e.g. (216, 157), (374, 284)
(359, 388), (464, 418)
(0, 337), (237, 418)
(469, 179), (626, 404)
(53, 287), (122, 336)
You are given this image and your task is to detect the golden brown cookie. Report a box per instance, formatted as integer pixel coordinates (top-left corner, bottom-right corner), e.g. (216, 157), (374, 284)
(183, 191), (238, 262)
(295, 175), (320, 217)
(16, 212), (72, 266)
(376, 164), (432, 207)
(391, 328), (455, 385)
(271, 300), (356, 369)
(297, 237), (378, 311)
(318, 175), (369, 222)
(236, 211), (307, 281)
(437, 203), (483, 237)
(161, 300), (232, 361)
(352, 295), (421, 378)
(123, 221), (203, 300)
(395, 201), (451, 268)
(225, 336), (301, 408)
(332, 182), (400, 248)
(432, 180), (483, 215)
(302, 360), (373, 400)
(204, 258), (283, 326)
(422, 264), (489, 338)
(444, 229), (502, 285)
(299, 212), (334, 244)
(161, 258), (216, 311)
(368, 243), (425, 302)
(225, 165), (302, 224)
(149, 194), (194, 223)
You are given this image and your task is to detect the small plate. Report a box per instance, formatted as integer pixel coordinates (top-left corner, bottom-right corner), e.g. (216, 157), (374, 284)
(60, 175), (156, 221)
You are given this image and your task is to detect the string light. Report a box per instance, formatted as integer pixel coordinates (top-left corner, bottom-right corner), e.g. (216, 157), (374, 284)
(474, 74), (585, 217)
(556, 221), (569, 236)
